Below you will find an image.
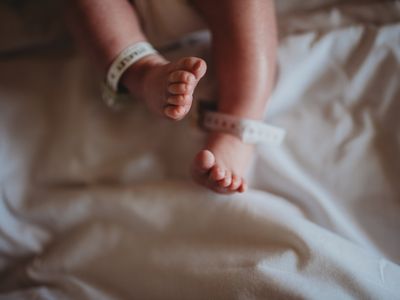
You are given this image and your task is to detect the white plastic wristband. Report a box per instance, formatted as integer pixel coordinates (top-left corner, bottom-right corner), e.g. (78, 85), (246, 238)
(203, 111), (286, 145)
(106, 42), (157, 91)
(102, 42), (157, 108)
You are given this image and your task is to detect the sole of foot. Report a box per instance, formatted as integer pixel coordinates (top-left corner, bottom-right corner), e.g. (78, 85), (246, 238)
(123, 55), (207, 121)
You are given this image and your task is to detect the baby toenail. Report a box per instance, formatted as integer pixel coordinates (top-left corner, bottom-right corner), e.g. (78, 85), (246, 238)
(194, 61), (201, 70)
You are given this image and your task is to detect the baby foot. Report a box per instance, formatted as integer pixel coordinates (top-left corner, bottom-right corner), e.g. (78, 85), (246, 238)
(191, 132), (255, 194)
(122, 55), (207, 120)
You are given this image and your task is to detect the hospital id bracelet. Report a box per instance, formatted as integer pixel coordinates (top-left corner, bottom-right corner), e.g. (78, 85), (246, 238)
(102, 42), (158, 108)
(202, 111), (286, 145)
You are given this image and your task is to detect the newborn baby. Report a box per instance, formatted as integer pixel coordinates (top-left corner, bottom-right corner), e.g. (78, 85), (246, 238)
(68, 0), (278, 194)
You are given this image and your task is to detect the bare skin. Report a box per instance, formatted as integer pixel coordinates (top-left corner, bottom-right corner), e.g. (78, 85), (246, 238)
(190, 0), (277, 193)
(67, 0), (277, 194)
(67, 0), (206, 120)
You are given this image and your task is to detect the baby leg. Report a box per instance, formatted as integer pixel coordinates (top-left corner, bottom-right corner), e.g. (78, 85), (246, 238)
(67, 0), (206, 120)
(190, 0), (277, 193)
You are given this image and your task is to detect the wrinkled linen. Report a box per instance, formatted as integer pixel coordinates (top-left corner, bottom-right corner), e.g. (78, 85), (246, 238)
(0, 1), (399, 299)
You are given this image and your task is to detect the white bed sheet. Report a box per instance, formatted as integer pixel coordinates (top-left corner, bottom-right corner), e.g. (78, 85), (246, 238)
(0, 1), (399, 299)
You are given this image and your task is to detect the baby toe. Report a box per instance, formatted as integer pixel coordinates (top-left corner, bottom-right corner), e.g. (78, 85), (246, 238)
(209, 165), (225, 182)
(229, 174), (242, 191)
(169, 70), (195, 84)
(193, 150), (215, 174)
(168, 83), (192, 95)
(219, 171), (232, 188)
(192, 59), (207, 78)
(164, 105), (186, 120)
(238, 180), (248, 193)
(167, 94), (192, 106)
(178, 57), (207, 79)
